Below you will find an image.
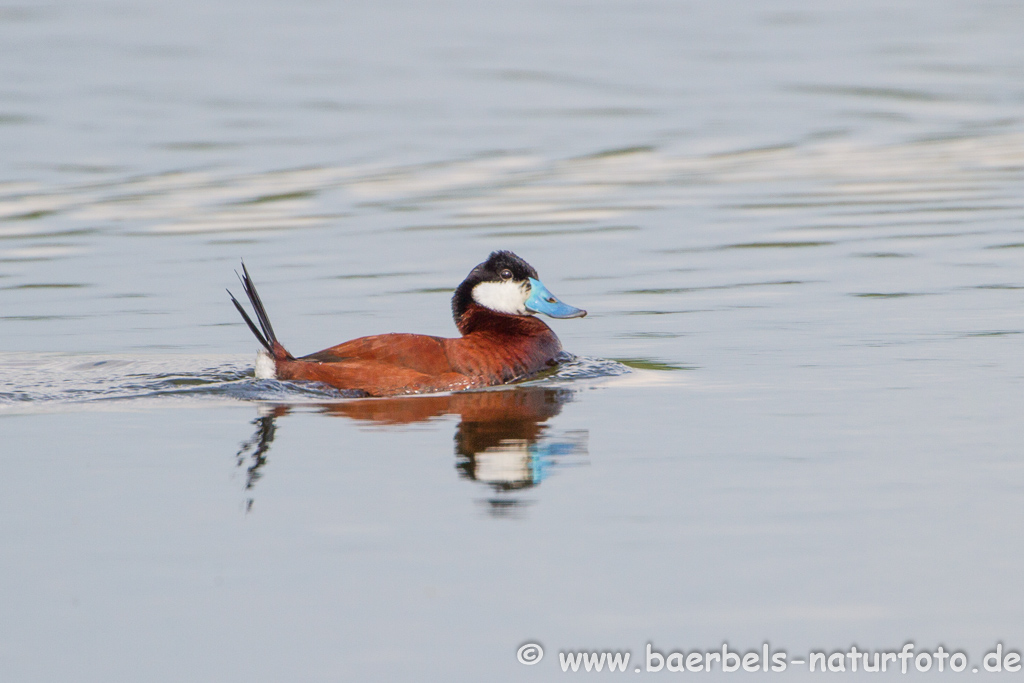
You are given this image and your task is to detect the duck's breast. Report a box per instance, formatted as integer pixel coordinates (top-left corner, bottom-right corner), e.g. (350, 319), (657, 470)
(444, 329), (562, 383)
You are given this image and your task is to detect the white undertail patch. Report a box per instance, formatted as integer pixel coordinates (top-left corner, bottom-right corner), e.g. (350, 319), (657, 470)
(255, 349), (277, 379)
(471, 280), (531, 315)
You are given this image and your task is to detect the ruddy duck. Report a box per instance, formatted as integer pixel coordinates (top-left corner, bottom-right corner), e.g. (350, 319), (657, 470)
(228, 251), (586, 396)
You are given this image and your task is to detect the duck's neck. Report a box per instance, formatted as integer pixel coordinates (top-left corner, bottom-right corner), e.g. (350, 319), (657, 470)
(455, 303), (552, 337)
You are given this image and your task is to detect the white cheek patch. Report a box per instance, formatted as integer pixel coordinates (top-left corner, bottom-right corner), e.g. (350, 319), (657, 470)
(471, 280), (530, 315)
(473, 439), (532, 486)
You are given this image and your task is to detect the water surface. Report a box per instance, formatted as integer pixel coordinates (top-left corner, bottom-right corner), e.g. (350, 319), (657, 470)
(2, 0), (1024, 680)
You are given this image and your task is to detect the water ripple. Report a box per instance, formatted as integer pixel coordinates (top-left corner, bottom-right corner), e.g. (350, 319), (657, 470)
(2, 133), (1021, 239)
(0, 352), (631, 411)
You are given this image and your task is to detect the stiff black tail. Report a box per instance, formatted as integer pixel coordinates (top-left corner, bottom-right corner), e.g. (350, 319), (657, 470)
(228, 261), (285, 357)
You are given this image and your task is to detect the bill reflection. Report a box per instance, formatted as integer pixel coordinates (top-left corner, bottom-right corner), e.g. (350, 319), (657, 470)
(235, 386), (588, 515)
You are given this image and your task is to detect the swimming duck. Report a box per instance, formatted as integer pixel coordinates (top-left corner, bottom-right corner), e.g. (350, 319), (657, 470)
(228, 251), (586, 397)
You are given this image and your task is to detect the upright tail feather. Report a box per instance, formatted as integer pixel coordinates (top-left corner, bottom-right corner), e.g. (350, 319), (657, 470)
(228, 262), (292, 359)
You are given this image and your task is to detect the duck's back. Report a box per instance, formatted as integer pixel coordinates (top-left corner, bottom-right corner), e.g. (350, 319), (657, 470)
(276, 333), (465, 395)
(302, 333), (452, 374)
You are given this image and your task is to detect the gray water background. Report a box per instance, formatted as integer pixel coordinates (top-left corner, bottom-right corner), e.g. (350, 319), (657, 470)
(2, 0), (1024, 680)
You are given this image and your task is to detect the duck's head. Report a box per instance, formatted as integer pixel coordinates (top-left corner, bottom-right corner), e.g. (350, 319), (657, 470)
(452, 251), (587, 322)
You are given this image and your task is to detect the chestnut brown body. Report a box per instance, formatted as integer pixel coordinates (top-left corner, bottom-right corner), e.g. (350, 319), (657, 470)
(272, 304), (562, 396)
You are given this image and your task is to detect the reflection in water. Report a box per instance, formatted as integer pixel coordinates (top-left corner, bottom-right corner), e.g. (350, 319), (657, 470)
(235, 415), (276, 513)
(235, 386), (587, 516)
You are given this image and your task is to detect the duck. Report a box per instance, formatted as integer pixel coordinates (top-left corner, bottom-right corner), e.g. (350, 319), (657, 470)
(228, 250), (586, 397)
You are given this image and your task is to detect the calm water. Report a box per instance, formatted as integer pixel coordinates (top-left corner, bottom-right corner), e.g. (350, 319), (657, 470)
(3, 0), (1024, 680)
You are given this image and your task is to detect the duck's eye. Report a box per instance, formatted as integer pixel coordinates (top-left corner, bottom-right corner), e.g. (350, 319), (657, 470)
(546, 297), (556, 303)
(499, 268), (513, 280)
